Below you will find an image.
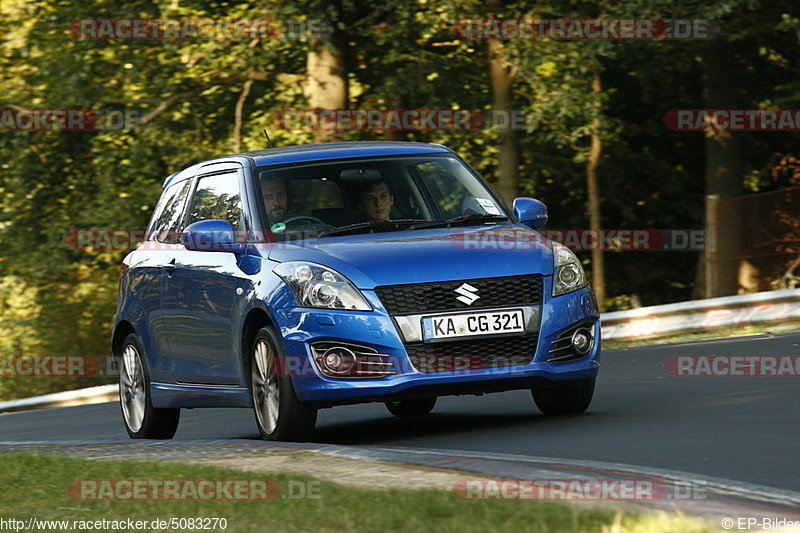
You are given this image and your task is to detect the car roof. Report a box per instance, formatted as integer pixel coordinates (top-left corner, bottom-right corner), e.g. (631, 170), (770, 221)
(164, 142), (454, 188)
(242, 141), (453, 166)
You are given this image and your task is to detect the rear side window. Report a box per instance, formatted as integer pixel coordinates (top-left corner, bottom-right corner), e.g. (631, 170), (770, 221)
(147, 179), (192, 243)
(184, 172), (243, 232)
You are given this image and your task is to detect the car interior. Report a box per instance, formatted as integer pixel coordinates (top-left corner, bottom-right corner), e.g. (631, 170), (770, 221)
(259, 160), (436, 228)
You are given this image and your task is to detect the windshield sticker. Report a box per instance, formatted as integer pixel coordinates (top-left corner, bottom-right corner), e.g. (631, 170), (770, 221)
(476, 198), (502, 215)
(270, 222), (287, 234)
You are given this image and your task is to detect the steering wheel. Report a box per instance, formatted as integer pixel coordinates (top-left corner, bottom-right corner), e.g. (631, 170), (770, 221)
(275, 215), (337, 236)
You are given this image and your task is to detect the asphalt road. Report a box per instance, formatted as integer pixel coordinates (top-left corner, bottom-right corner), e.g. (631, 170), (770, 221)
(1, 332), (798, 492)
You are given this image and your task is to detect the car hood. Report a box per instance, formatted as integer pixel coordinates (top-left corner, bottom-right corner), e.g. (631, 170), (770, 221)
(266, 225), (554, 289)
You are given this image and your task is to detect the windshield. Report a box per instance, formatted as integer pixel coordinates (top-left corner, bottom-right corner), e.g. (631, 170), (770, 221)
(255, 154), (509, 239)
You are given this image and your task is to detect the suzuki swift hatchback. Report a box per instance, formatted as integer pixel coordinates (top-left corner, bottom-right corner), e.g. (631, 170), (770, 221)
(114, 141), (601, 441)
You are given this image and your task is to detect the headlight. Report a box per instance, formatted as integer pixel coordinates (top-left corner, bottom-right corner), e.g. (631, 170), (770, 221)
(552, 242), (588, 296)
(274, 262), (372, 311)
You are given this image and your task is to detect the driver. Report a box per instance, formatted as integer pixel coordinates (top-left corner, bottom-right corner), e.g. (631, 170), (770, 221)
(261, 175), (289, 224)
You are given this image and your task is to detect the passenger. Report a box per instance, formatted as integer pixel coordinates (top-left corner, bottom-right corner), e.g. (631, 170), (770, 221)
(358, 179), (394, 221)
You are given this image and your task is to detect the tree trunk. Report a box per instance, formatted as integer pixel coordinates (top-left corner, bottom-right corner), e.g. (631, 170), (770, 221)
(384, 95), (408, 142)
(587, 69), (605, 310)
(701, 39), (743, 297)
(232, 80), (253, 153)
(305, 33), (348, 143)
(488, 39), (519, 207)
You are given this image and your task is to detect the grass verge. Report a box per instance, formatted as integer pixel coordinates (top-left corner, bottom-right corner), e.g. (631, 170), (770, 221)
(0, 453), (719, 533)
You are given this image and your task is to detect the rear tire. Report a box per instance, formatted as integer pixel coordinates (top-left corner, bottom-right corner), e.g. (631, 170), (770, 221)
(532, 378), (595, 416)
(118, 333), (180, 439)
(251, 327), (317, 441)
(385, 397), (437, 417)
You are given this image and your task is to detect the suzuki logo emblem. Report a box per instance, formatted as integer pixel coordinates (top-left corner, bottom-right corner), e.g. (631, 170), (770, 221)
(454, 283), (480, 305)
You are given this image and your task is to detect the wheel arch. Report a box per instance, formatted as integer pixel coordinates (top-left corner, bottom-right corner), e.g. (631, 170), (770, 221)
(240, 307), (274, 382)
(112, 320), (136, 358)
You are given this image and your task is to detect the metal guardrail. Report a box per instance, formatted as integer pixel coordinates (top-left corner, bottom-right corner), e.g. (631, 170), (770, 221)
(0, 384), (118, 414)
(602, 288), (800, 341)
(2, 289), (800, 413)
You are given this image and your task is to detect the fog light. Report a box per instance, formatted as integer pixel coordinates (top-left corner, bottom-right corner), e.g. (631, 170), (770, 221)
(571, 328), (593, 356)
(321, 346), (357, 374)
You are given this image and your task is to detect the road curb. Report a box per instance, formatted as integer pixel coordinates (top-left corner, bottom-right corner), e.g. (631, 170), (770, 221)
(321, 445), (800, 508)
(0, 440), (797, 520)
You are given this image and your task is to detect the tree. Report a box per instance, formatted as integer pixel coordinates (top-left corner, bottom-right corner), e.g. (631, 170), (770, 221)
(509, 2), (615, 309)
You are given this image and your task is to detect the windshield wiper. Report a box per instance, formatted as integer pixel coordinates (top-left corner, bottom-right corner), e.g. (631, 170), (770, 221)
(318, 219), (427, 237)
(410, 213), (509, 230)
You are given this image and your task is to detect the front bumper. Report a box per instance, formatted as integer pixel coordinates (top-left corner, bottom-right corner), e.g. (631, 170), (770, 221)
(273, 279), (601, 406)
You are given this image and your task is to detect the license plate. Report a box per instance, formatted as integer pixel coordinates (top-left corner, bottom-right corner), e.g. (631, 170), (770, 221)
(422, 309), (525, 341)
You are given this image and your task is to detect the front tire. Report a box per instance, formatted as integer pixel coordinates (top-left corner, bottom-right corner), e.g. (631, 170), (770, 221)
(385, 397), (437, 417)
(118, 334), (180, 439)
(532, 378), (595, 416)
(251, 327), (317, 441)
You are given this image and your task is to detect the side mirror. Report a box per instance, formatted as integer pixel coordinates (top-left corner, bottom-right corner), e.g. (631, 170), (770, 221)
(513, 197), (548, 229)
(181, 219), (245, 253)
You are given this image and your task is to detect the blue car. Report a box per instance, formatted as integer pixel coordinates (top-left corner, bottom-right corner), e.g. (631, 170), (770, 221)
(113, 141), (600, 441)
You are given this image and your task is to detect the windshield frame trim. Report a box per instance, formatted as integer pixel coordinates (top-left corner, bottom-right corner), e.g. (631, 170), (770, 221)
(252, 152), (515, 240)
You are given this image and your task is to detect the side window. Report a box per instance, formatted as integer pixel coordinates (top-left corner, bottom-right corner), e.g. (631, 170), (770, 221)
(184, 172), (243, 232)
(415, 161), (470, 218)
(147, 179), (192, 244)
(414, 159), (501, 218)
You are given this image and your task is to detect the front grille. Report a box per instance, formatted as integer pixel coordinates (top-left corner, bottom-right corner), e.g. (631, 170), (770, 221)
(375, 275), (543, 315)
(405, 334), (538, 372)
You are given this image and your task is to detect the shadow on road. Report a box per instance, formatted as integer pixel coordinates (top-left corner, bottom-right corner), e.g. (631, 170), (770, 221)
(310, 411), (605, 445)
